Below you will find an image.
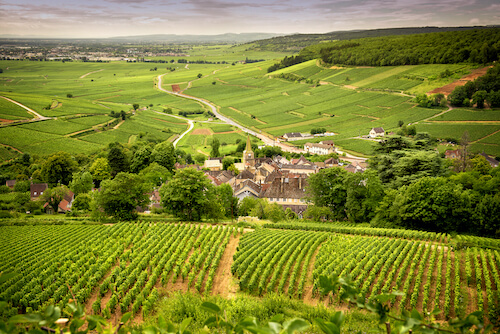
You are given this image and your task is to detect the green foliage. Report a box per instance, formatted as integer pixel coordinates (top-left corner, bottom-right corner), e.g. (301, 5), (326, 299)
(69, 171), (93, 195)
(107, 143), (129, 176)
(264, 203), (285, 223)
(304, 28), (500, 66)
(306, 167), (348, 220)
(210, 137), (220, 158)
(97, 172), (150, 220)
(160, 167), (217, 221)
(89, 157), (111, 188)
(151, 141), (176, 171)
(41, 151), (78, 186)
(72, 193), (92, 212)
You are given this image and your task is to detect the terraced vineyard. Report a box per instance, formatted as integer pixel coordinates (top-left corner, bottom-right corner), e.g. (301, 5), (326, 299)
(0, 223), (237, 318)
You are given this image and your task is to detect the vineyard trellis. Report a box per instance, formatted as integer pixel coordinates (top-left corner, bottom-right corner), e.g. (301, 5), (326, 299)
(0, 222), (237, 318)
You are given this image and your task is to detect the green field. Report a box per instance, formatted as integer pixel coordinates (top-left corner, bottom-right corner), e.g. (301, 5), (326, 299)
(1, 50), (499, 158)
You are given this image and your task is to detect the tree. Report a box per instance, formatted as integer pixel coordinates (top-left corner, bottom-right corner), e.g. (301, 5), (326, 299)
(160, 168), (216, 221)
(306, 167), (348, 220)
(222, 157), (234, 170)
(132, 103), (139, 111)
(107, 144), (129, 176)
(448, 85), (468, 107)
(398, 177), (472, 233)
(151, 141), (176, 171)
(197, 73), (203, 78)
(264, 203), (285, 223)
(39, 185), (70, 214)
(303, 205), (332, 221)
(130, 145), (152, 173)
(69, 171), (93, 195)
(97, 172), (150, 221)
(210, 137), (220, 157)
(216, 183), (238, 220)
(89, 158), (111, 188)
(41, 151), (78, 186)
(139, 162), (171, 187)
(72, 193), (92, 212)
(238, 196), (261, 216)
(344, 170), (385, 223)
(472, 90), (487, 108)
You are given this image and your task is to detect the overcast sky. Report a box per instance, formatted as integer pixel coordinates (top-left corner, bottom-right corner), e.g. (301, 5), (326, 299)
(1, 0), (499, 38)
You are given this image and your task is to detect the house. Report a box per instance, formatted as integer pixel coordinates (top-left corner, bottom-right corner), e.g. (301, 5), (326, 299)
(479, 153), (499, 168)
(260, 176), (308, 216)
(30, 183), (48, 200)
(324, 157), (339, 167)
(290, 155), (313, 166)
(44, 190), (75, 214)
(204, 158), (223, 171)
(283, 132), (303, 141)
(304, 142), (335, 155)
(280, 163), (317, 175)
(5, 180), (16, 189)
(320, 140), (335, 146)
(273, 155), (290, 165)
(444, 149), (462, 160)
(369, 127), (385, 138)
(233, 179), (262, 201)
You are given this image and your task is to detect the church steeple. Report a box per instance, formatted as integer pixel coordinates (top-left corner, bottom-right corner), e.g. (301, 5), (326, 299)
(243, 134), (255, 167)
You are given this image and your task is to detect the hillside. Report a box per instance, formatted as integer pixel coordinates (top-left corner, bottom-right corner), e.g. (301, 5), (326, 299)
(246, 26), (500, 52)
(1, 221), (499, 330)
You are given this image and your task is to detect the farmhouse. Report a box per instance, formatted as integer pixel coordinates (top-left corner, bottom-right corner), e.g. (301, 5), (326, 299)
(445, 149), (462, 160)
(369, 127), (385, 138)
(30, 183), (48, 200)
(304, 142), (335, 155)
(5, 180), (16, 189)
(282, 132), (313, 141)
(479, 153), (499, 168)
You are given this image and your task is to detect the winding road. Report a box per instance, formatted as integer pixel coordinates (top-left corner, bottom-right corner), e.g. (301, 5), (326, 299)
(157, 73), (305, 154)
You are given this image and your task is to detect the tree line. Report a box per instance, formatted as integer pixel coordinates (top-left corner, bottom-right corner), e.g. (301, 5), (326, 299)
(306, 133), (500, 238)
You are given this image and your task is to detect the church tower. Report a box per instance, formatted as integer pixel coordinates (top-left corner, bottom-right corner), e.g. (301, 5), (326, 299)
(243, 135), (255, 167)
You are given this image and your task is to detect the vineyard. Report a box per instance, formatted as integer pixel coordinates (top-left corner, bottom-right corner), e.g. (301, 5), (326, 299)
(232, 228), (500, 324)
(0, 223), (237, 319)
(1, 222), (500, 325)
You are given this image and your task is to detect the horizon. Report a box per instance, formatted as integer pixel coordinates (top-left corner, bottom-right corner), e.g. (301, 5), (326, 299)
(1, 0), (499, 39)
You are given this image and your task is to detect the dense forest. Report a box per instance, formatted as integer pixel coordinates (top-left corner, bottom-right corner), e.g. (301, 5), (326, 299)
(294, 28), (500, 66)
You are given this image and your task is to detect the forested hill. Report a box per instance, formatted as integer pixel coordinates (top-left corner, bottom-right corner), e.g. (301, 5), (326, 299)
(246, 25), (499, 52)
(297, 28), (500, 66)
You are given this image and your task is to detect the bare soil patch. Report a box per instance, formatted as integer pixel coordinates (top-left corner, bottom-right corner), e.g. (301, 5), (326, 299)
(428, 66), (492, 97)
(303, 247), (321, 306)
(344, 85), (358, 90)
(191, 128), (212, 135)
(211, 236), (240, 298)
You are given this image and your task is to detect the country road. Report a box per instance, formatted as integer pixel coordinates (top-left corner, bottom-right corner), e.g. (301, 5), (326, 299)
(0, 96), (51, 120)
(157, 74), (305, 154)
(156, 73), (368, 162)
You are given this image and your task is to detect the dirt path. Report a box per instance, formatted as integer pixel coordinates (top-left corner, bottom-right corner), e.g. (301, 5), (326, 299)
(0, 95), (50, 120)
(80, 69), (104, 79)
(428, 66), (492, 97)
(211, 236), (240, 298)
(472, 128), (500, 144)
(302, 247), (321, 306)
(417, 106), (454, 123)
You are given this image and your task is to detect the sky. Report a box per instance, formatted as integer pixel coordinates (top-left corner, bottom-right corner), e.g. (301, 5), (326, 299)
(0, 0), (499, 38)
